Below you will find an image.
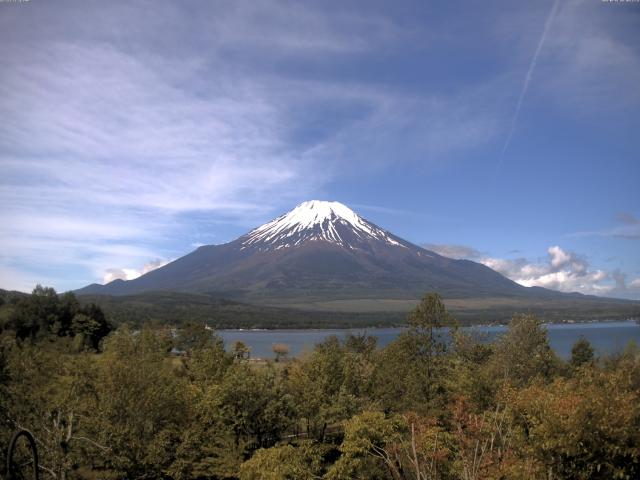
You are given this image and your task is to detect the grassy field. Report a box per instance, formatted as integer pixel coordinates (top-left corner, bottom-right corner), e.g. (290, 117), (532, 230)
(265, 295), (640, 322)
(264, 298), (420, 312)
(74, 290), (640, 328)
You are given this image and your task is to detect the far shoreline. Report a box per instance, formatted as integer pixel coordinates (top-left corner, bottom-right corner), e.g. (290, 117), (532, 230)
(215, 317), (640, 332)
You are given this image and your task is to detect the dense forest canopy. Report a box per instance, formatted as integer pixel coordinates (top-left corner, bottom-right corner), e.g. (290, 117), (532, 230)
(1, 289), (639, 479)
(0, 285), (112, 349)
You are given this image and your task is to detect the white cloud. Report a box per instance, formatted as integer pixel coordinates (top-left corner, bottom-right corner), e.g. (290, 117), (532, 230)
(423, 244), (482, 260)
(480, 245), (627, 297)
(548, 245), (570, 268)
(419, 242), (640, 300)
(102, 259), (170, 284)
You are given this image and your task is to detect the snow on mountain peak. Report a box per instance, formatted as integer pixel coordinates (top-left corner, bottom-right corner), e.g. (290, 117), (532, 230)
(278, 200), (363, 229)
(241, 200), (405, 250)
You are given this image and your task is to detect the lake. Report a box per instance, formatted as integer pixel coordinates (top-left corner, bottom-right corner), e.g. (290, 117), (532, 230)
(218, 320), (640, 359)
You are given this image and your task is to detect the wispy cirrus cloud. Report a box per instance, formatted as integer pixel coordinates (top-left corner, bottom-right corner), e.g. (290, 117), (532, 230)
(1, 0), (637, 294)
(498, 0), (560, 166)
(0, 40), (313, 289)
(568, 213), (640, 240)
(533, 0), (640, 111)
(0, 2), (507, 292)
(0, 42), (312, 211)
(423, 244), (483, 260)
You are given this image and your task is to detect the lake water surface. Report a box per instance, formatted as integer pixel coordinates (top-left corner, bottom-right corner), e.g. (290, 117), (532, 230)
(219, 320), (640, 359)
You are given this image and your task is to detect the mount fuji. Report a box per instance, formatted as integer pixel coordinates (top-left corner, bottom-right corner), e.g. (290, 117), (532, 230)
(77, 200), (564, 307)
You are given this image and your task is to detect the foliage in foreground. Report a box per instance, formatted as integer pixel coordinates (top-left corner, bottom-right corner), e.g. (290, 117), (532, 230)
(1, 292), (639, 479)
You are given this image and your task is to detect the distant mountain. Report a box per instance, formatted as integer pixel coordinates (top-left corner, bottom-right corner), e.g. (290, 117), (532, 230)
(76, 201), (635, 315)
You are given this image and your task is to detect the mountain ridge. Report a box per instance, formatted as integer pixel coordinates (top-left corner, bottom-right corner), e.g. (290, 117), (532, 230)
(75, 201), (633, 314)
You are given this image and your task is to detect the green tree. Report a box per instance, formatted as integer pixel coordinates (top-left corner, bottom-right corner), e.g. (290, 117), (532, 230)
(184, 332), (231, 386)
(374, 293), (456, 413)
(4, 288), (110, 349)
(169, 400), (243, 480)
(176, 321), (214, 353)
(509, 368), (640, 479)
(490, 313), (560, 387)
(326, 410), (403, 480)
(448, 330), (496, 412)
(89, 327), (189, 477)
(71, 306), (111, 351)
(168, 331), (235, 479)
(327, 411), (457, 480)
(232, 340), (251, 360)
(4, 343), (102, 479)
(239, 442), (326, 480)
(570, 336), (595, 370)
(407, 292), (456, 404)
(287, 336), (359, 441)
(173, 363), (295, 477)
(10, 285), (59, 340)
(372, 333), (429, 412)
(54, 292), (80, 336)
(342, 334), (377, 399)
(213, 363), (295, 451)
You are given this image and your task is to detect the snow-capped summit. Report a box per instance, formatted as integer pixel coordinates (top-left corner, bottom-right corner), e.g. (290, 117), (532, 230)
(240, 200), (404, 250)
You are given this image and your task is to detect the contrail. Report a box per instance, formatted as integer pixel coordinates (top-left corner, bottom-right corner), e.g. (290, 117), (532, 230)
(497, 0), (560, 168)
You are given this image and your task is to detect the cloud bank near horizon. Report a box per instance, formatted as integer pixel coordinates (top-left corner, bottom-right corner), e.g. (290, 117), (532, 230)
(426, 243), (640, 299)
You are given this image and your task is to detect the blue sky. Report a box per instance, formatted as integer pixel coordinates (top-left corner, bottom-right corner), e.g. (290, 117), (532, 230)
(1, 0), (639, 298)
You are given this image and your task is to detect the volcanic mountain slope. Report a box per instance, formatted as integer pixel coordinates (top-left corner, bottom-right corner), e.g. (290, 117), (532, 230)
(76, 200), (594, 305)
